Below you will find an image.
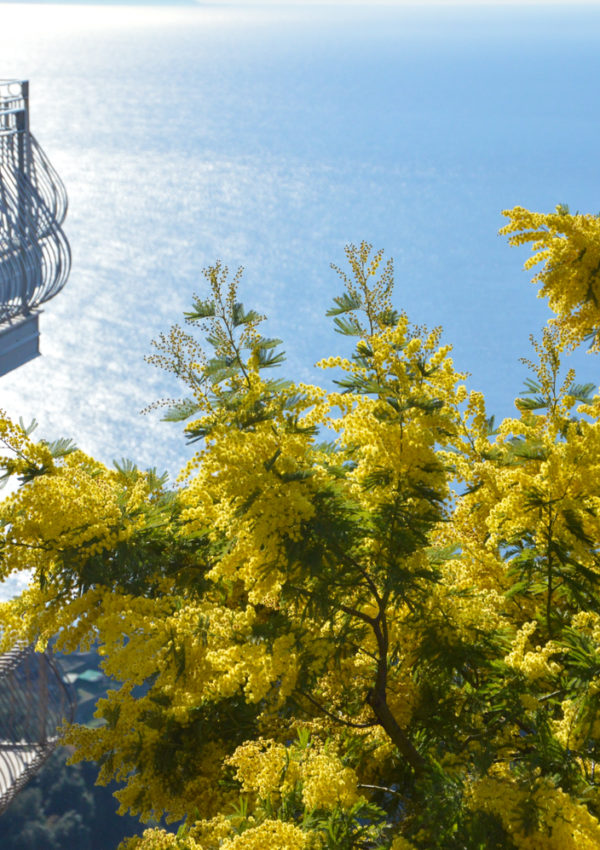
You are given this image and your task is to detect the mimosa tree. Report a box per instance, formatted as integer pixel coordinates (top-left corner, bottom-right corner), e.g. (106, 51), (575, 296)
(2, 207), (600, 848)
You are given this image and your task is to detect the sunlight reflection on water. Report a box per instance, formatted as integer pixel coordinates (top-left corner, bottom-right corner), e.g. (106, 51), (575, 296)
(1, 2), (600, 600)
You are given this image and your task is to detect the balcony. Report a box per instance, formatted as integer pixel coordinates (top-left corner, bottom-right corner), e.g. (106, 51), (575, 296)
(0, 645), (75, 815)
(0, 80), (70, 375)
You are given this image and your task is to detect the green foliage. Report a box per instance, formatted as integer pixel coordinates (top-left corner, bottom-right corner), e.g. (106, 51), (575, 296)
(7, 229), (600, 849)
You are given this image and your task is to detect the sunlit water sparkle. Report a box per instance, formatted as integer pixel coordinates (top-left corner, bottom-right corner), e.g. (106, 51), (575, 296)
(1, 1), (600, 598)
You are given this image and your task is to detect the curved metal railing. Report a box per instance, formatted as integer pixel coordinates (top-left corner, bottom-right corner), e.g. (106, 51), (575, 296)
(0, 79), (70, 324)
(0, 644), (75, 815)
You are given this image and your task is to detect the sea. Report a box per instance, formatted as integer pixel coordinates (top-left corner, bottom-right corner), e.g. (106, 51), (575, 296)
(1, 1), (600, 598)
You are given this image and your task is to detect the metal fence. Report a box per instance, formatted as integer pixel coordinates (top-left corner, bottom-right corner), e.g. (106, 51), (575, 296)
(0, 645), (75, 815)
(0, 79), (70, 324)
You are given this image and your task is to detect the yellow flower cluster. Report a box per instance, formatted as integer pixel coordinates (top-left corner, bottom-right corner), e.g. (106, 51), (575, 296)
(501, 206), (600, 350)
(301, 749), (360, 811)
(504, 622), (562, 681)
(470, 772), (600, 849)
(220, 820), (309, 850)
(118, 829), (202, 850)
(228, 737), (361, 813)
(390, 837), (417, 850)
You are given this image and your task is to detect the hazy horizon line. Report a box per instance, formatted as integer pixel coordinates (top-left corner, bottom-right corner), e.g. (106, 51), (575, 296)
(2, 0), (600, 6)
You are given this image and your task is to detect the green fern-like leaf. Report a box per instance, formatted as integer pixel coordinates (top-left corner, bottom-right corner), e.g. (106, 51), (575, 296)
(184, 298), (216, 321)
(162, 399), (202, 423)
(326, 292), (362, 316)
(113, 457), (139, 478)
(377, 307), (400, 327)
(18, 417), (39, 436)
(568, 382), (595, 402)
(232, 302), (262, 327)
(256, 348), (286, 369)
(41, 436), (77, 459)
(333, 316), (364, 336)
(252, 337), (282, 351)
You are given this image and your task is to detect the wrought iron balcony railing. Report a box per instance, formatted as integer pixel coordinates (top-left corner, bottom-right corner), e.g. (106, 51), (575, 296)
(0, 80), (75, 814)
(0, 644), (75, 815)
(0, 80), (70, 373)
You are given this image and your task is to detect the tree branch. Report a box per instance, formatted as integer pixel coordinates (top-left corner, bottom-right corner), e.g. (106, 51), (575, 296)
(295, 689), (376, 730)
(288, 584), (376, 627)
(367, 599), (426, 777)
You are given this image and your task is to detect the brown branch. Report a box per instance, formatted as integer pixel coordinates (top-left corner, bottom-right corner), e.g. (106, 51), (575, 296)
(288, 584), (376, 627)
(326, 539), (384, 610)
(358, 783), (403, 798)
(295, 689), (376, 730)
(291, 563), (425, 774)
(367, 601), (426, 777)
(367, 684), (425, 777)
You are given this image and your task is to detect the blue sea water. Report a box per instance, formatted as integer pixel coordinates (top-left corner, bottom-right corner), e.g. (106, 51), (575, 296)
(1, 1), (600, 594)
